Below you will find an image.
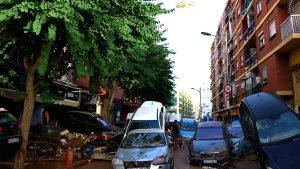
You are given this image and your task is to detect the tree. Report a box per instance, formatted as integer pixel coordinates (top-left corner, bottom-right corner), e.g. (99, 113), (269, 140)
(0, 0), (172, 168)
(123, 43), (175, 106)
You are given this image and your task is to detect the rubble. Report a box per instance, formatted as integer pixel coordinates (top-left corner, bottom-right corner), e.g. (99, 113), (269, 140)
(26, 125), (122, 163)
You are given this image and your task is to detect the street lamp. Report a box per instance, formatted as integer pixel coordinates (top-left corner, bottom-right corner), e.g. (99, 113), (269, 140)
(191, 87), (202, 119)
(201, 31), (224, 43)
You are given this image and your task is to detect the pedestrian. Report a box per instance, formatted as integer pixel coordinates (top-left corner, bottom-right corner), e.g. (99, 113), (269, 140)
(172, 120), (180, 149)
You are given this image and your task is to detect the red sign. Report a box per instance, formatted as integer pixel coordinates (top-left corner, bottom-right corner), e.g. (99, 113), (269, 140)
(224, 85), (232, 93)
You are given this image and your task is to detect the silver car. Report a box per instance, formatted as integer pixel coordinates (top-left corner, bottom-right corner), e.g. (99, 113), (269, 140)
(112, 129), (174, 169)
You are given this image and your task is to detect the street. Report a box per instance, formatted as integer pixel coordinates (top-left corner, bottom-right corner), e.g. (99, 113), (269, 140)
(79, 146), (259, 169)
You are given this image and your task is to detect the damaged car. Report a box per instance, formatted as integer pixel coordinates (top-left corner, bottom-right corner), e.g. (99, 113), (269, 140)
(180, 118), (197, 144)
(0, 108), (22, 160)
(189, 121), (231, 168)
(112, 129), (174, 169)
(239, 92), (300, 169)
(58, 111), (123, 135)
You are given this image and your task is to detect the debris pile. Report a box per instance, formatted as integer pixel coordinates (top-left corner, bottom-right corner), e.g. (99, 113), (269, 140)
(27, 126), (122, 163)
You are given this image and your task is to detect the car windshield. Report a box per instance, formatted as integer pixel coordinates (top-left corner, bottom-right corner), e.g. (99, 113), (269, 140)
(256, 111), (300, 144)
(0, 112), (17, 123)
(180, 122), (195, 131)
(121, 132), (166, 148)
(197, 127), (224, 140)
(228, 126), (244, 138)
(129, 120), (159, 131)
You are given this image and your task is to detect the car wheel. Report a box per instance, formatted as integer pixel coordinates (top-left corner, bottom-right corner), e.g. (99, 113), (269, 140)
(189, 159), (198, 166)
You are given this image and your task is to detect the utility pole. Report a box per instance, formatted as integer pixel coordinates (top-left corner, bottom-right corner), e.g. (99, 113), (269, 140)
(191, 87), (202, 119)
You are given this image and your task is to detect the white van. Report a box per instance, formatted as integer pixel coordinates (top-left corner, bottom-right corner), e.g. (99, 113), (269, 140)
(125, 101), (166, 134)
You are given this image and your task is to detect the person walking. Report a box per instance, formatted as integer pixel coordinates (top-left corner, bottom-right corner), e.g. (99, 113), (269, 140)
(172, 120), (180, 149)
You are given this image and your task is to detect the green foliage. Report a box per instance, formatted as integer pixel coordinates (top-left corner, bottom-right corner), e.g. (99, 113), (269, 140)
(40, 93), (63, 105)
(0, 0), (174, 105)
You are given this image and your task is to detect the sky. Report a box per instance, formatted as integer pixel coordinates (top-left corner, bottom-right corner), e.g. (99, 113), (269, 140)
(157, 0), (227, 105)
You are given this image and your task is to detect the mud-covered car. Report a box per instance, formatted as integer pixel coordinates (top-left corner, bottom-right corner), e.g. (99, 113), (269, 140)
(112, 129), (174, 169)
(228, 125), (254, 158)
(0, 109), (22, 160)
(189, 121), (231, 168)
(239, 92), (300, 169)
(180, 118), (197, 143)
(58, 111), (123, 135)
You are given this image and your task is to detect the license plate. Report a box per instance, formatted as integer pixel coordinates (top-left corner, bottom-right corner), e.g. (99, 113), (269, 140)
(8, 138), (19, 144)
(203, 160), (217, 164)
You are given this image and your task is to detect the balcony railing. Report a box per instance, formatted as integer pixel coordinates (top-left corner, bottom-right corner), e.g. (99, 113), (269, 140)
(243, 21), (255, 41)
(245, 51), (257, 68)
(281, 15), (300, 40)
(242, 0), (251, 13)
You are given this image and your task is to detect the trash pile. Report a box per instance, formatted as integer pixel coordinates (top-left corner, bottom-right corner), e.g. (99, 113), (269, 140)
(27, 126), (122, 163)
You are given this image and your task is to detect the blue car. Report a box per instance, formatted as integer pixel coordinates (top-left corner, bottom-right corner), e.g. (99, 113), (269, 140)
(239, 92), (300, 169)
(228, 125), (253, 158)
(189, 121), (231, 167)
(180, 118), (196, 143)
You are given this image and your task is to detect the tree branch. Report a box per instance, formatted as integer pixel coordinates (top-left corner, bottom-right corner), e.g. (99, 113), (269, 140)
(32, 56), (40, 71)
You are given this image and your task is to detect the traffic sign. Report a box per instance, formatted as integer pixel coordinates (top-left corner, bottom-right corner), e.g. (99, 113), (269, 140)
(224, 85), (232, 93)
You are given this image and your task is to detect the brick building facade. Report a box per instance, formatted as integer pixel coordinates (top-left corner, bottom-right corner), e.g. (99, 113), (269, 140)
(210, 0), (300, 123)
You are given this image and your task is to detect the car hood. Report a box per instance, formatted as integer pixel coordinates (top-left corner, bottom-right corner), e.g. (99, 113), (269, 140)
(180, 130), (195, 139)
(192, 139), (227, 153)
(116, 146), (167, 161)
(262, 137), (300, 169)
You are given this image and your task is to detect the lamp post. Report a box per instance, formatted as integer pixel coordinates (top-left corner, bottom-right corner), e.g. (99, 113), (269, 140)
(191, 87), (202, 120)
(201, 31), (225, 43)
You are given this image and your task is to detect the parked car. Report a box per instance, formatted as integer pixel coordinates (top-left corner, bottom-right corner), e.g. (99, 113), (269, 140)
(112, 129), (174, 169)
(58, 111), (123, 135)
(0, 109), (22, 159)
(180, 118), (197, 143)
(189, 121), (231, 168)
(239, 92), (300, 169)
(125, 102), (166, 135)
(228, 125), (253, 158)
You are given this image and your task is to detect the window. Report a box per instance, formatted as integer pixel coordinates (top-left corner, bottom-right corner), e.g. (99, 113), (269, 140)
(238, 29), (242, 41)
(258, 32), (265, 48)
(269, 20), (276, 38)
(240, 55), (244, 66)
(262, 67), (268, 82)
(256, 1), (262, 15)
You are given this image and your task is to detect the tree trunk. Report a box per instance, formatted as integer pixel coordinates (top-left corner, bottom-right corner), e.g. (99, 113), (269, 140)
(13, 66), (36, 169)
(101, 82), (117, 121)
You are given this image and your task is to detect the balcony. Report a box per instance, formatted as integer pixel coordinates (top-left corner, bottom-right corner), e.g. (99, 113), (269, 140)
(281, 15), (300, 40)
(241, 0), (251, 13)
(242, 21), (255, 41)
(276, 14), (300, 53)
(245, 51), (257, 69)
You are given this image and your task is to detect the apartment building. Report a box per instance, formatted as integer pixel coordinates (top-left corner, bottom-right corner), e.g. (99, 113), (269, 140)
(210, 0), (300, 123)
